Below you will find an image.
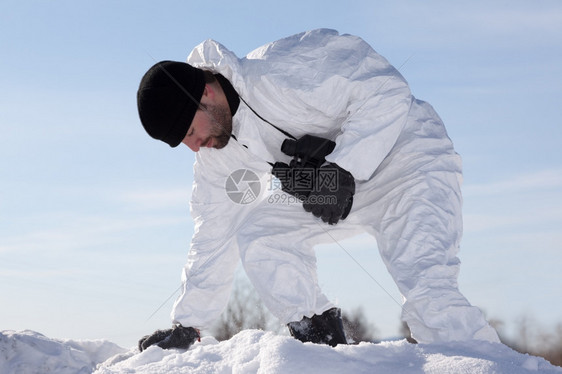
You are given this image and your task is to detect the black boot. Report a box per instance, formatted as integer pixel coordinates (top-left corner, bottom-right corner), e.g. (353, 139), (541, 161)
(287, 307), (347, 347)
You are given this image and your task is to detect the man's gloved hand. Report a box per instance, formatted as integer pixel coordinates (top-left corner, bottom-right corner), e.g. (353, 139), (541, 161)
(303, 163), (355, 225)
(138, 325), (200, 352)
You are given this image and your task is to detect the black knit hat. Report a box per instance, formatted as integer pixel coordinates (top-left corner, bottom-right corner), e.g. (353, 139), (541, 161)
(137, 61), (206, 147)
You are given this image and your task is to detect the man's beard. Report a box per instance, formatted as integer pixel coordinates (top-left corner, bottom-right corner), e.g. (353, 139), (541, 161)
(201, 102), (232, 149)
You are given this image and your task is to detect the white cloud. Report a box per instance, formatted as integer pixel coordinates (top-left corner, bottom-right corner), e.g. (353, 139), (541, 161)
(0, 213), (189, 254)
(463, 169), (562, 197)
(374, 2), (562, 52)
(462, 169), (562, 235)
(466, 5), (562, 35)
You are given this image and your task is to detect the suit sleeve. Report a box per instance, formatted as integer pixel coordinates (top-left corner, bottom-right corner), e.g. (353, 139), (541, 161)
(323, 37), (413, 181)
(171, 150), (243, 329)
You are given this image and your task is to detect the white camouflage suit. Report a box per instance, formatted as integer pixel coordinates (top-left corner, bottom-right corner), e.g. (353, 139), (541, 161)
(171, 29), (499, 344)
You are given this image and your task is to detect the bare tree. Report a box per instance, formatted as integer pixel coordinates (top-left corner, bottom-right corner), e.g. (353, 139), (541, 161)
(529, 321), (562, 367)
(486, 314), (561, 368)
(515, 314), (535, 353)
(342, 308), (378, 344)
(211, 273), (282, 341)
(544, 323), (562, 367)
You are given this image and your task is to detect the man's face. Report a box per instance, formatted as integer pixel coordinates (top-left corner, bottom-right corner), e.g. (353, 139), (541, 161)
(181, 102), (232, 152)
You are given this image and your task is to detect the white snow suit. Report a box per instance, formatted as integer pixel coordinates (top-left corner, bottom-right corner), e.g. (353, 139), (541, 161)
(171, 29), (499, 344)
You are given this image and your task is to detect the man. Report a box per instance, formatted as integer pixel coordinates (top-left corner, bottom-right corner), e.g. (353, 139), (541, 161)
(136, 29), (499, 351)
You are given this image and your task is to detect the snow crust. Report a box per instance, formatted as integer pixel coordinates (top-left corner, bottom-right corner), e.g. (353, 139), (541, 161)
(2, 329), (561, 374)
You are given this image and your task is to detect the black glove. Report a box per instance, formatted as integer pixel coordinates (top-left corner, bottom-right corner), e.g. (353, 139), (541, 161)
(271, 162), (313, 200)
(271, 134), (337, 200)
(138, 325), (200, 352)
(303, 163), (355, 225)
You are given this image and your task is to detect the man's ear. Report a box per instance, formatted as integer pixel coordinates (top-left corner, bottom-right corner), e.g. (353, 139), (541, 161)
(201, 84), (215, 101)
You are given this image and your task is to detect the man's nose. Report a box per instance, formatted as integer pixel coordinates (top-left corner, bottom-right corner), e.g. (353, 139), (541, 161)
(183, 137), (200, 152)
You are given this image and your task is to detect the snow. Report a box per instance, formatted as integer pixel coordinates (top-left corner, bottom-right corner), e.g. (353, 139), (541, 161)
(2, 330), (560, 374)
(0, 330), (127, 374)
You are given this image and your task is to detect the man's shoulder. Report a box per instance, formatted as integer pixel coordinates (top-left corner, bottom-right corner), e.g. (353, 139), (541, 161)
(246, 29), (359, 59)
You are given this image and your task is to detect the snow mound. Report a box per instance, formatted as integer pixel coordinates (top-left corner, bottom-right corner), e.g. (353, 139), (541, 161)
(2, 329), (561, 374)
(94, 330), (561, 374)
(0, 330), (127, 374)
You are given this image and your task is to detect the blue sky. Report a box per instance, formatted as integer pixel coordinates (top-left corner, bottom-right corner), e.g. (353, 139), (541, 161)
(1, 1), (561, 348)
